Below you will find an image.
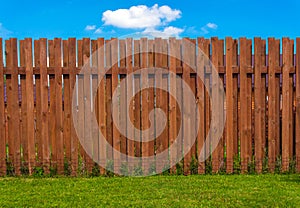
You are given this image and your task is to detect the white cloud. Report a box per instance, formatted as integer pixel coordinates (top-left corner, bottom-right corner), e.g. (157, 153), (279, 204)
(142, 26), (183, 38)
(201, 23), (218, 34)
(206, 23), (218, 29)
(102, 4), (181, 29)
(85, 25), (96, 31)
(0, 23), (12, 38)
(94, 28), (102, 34)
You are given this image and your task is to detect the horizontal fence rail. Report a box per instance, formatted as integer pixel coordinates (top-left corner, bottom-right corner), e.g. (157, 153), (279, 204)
(0, 37), (300, 176)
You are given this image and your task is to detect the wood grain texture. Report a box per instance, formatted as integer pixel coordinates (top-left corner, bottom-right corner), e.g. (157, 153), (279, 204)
(0, 38), (6, 175)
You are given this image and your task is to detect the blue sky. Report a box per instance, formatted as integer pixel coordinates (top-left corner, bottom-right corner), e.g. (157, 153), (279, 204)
(0, 0), (300, 39)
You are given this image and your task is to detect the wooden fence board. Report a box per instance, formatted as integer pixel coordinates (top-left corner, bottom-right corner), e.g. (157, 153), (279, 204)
(239, 38), (252, 173)
(148, 39), (155, 172)
(261, 40), (267, 161)
(39, 38), (50, 174)
(33, 40), (42, 168)
(268, 38), (280, 172)
(111, 38), (121, 173)
(226, 37), (234, 173)
(197, 37), (209, 174)
(77, 39), (85, 173)
(48, 40), (56, 171)
(68, 38), (78, 176)
(126, 38), (134, 173)
(54, 38), (64, 174)
(63, 40), (71, 168)
(182, 38), (192, 175)
(282, 38), (294, 172)
(20, 40), (28, 169)
(141, 38), (149, 173)
(24, 38), (35, 174)
(296, 38), (300, 172)
(211, 37), (224, 173)
(134, 39), (141, 163)
(162, 39), (169, 173)
(155, 38), (163, 173)
(254, 38), (264, 173)
(174, 39), (182, 173)
(190, 39), (197, 168)
(91, 39), (99, 174)
(6, 39), (21, 175)
(97, 38), (106, 175)
(105, 39), (113, 166)
(232, 40), (239, 157)
(218, 39), (225, 172)
(83, 38), (94, 173)
(0, 38), (6, 175)
(34, 40), (42, 168)
(119, 39), (127, 163)
(169, 37), (177, 174)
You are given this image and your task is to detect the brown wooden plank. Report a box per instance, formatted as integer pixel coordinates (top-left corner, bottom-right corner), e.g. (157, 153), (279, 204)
(0, 38), (6, 175)
(169, 38), (177, 174)
(239, 38), (253, 173)
(111, 38), (121, 173)
(141, 38), (149, 174)
(39, 38), (50, 174)
(218, 39), (225, 172)
(54, 38), (64, 174)
(161, 39), (169, 173)
(175, 38), (183, 173)
(161, 39), (170, 171)
(24, 38), (35, 174)
(68, 38), (78, 176)
(274, 61), (281, 160)
(282, 38), (294, 172)
(34, 40), (42, 168)
(91, 39), (99, 174)
(197, 37), (210, 174)
(119, 39), (127, 167)
(82, 38), (93, 174)
(162, 77), (169, 173)
(147, 39), (155, 172)
(190, 74), (197, 168)
(289, 66), (294, 159)
(296, 38), (300, 172)
(6, 38), (21, 175)
(134, 39), (141, 162)
(232, 40), (239, 157)
(254, 38), (264, 173)
(63, 40), (71, 169)
(189, 39), (197, 171)
(182, 38), (192, 175)
(204, 44), (212, 167)
(211, 37), (222, 173)
(176, 70), (183, 172)
(126, 38), (135, 173)
(19, 40), (28, 170)
(48, 40), (57, 171)
(225, 37), (234, 173)
(105, 40), (113, 166)
(155, 38), (163, 173)
(148, 40), (154, 68)
(148, 73), (155, 173)
(268, 38), (280, 172)
(261, 40), (267, 160)
(97, 38), (106, 175)
(77, 39), (85, 174)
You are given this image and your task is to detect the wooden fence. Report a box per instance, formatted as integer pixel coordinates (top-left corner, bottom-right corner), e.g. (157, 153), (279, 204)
(0, 37), (300, 176)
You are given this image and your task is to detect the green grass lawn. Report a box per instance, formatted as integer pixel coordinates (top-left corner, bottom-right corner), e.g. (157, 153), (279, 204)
(0, 175), (299, 207)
